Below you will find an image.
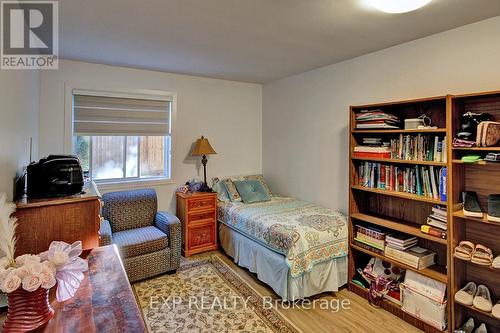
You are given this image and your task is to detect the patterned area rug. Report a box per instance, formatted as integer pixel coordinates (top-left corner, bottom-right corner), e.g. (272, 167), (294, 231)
(133, 255), (300, 333)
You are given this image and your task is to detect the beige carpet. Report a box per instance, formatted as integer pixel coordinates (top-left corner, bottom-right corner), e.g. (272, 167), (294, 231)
(133, 255), (300, 333)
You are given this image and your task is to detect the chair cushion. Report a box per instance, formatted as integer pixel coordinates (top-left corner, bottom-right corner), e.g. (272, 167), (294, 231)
(113, 226), (168, 258)
(102, 189), (157, 232)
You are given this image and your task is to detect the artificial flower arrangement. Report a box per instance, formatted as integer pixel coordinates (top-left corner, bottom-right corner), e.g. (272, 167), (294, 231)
(0, 192), (88, 331)
(0, 241), (88, 301)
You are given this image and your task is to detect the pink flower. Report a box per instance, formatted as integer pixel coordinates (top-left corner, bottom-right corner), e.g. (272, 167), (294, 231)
(14, 266), (30, 279)
(22, 274), (42, 292)
(26, 261), (43, 275)
(1, 271), (21, 293)
(15, 254), (40, 266)
(40, 266), (56, 289)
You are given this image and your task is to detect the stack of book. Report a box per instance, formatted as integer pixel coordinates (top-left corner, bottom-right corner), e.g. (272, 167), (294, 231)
(385, 245), (437, 270)
(354, 138), (391, 158)
(390, 134), (447, 163)
(356, 109), (400, 129)
(357, 162), (447, 201)
(386, 233), (418, 251)
(354, 225), (386, 254)
(354, 146), (390, 159)
(421, 205), (447, 239)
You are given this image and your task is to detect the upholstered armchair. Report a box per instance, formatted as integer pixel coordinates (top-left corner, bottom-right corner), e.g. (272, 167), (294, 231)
(99, 189), (181, 283)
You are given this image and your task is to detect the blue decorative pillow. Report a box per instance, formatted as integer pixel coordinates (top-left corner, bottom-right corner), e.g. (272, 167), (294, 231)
(233, 180), (271, 204)
(212, 179), (230, 202)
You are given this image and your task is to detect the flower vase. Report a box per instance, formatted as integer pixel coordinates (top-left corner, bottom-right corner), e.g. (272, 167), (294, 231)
(2, 287), (54, 332)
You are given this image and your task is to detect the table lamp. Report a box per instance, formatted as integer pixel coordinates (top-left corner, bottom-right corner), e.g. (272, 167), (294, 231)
(191, 136), (217, 192)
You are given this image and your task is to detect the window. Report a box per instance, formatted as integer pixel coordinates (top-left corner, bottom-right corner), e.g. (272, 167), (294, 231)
(72, 91), (172, 182)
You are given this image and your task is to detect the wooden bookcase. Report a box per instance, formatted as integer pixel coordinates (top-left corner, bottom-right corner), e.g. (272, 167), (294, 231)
(449, 91), (500, 333)
(349, 92), (500, 332)
(348, 96), (452, 333)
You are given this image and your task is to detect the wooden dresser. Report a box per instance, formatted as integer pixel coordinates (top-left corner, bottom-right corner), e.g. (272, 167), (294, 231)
(176, 191), (218, 257)
(14, 181), (101, 256)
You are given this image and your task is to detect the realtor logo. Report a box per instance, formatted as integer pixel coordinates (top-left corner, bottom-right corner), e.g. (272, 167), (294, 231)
(1, 0), (58, 69)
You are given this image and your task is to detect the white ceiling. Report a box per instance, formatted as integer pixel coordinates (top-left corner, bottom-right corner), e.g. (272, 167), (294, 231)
(59, 0), (500, 83)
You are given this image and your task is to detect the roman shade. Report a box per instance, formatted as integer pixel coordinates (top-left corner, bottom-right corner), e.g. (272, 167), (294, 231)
(73, 91), (172, 136)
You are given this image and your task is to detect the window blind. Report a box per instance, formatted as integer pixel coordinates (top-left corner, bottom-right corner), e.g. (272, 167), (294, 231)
(73, 92), (171, 136)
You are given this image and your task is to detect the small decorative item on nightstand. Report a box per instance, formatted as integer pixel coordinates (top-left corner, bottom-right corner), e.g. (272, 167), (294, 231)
(176, 191), (218, 257)
(190, 136), (217, 192)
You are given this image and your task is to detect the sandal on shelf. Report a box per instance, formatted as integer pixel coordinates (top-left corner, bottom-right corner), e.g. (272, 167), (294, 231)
(454, 241), (475, 261)
(492, 301), (500, 319)
(455, 282), (477, 306)
(471, 244), (493, 266)
(473, 284), (493, 312)
(492, 255), (500, 269)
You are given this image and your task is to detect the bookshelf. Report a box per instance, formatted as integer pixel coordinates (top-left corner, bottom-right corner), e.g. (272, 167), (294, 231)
(349, 96), (452, 333)
(449, 91), (500, 333)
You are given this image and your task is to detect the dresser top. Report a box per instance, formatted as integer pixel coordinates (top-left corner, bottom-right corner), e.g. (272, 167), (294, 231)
(176, 191), (217, 199)
(16, 180), (101, 209)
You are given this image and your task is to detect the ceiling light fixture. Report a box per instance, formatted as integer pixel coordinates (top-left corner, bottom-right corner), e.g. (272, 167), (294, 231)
(368, 0), (432, 13)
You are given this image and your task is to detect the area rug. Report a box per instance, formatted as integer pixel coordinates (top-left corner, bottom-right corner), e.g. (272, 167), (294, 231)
(133, 255), (300, 333)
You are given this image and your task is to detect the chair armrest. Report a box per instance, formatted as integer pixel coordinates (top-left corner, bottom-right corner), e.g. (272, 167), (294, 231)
(99, 218), (113, 246)
(155, 211), (182, 267)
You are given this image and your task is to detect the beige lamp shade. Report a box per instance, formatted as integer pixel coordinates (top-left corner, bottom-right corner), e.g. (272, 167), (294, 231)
(191, 136), (217, 156)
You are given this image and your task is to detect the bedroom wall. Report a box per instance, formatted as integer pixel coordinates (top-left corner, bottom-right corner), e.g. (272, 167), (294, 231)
(262, 15), (500, 213)
(0, 71), (40, 201)
(39, 60), (262, 212)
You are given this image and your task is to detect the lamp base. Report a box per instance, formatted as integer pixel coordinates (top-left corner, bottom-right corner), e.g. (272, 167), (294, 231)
(199, 183), (214, 193)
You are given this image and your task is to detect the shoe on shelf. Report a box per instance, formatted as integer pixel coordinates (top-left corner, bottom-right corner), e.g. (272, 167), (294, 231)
(462, 191), (483, 218)
(473, 285), (493, 312)
(487, 194), (500, 223)
(454, 241), (475, 261)
(473, 323), (487, 333)
(454, 317), (475, 333)
(455, 282), (477, 306)
(493, 255), (500, 269)
(471, 244), (493, 266)
(492, 301), (500, 319)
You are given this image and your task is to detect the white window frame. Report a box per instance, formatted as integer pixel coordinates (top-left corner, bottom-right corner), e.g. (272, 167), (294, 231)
(64, 83), (176, 188)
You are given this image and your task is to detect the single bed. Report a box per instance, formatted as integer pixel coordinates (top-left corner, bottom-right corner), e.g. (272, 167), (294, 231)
(217, 195), (348, 301)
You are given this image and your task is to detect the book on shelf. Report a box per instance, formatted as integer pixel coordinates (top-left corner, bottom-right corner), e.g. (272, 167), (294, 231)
(426, 218), (447, 231)
(439, 167), (447, 202)
(357, 162), (446, 201)
(355, 225), (386, 251)
(420, 225), (447, 239)
(388, 134), (446, 162)
(427, 205), (447, 231)
(354, 146), (391, 153)
(354, 152), (391, 159)
(353, 240), (384, 255)
(355, 235), (385, 251)
(356, 225), (387, 240)
(386, 233), (418, 249)
(355, 109), (400, 129)
(384, 246), (436, 270)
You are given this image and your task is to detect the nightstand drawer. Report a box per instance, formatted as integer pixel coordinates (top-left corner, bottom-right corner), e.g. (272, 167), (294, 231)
(187, 224), (215, 249)
(187, 196), (216, 211)
(188, 210), (215, 225)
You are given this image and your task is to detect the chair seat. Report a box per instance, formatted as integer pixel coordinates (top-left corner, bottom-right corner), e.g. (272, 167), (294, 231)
(113, 226), (168, 258)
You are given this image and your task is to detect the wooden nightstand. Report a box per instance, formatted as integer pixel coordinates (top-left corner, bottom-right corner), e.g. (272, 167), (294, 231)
(176, 191), (218, 257)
